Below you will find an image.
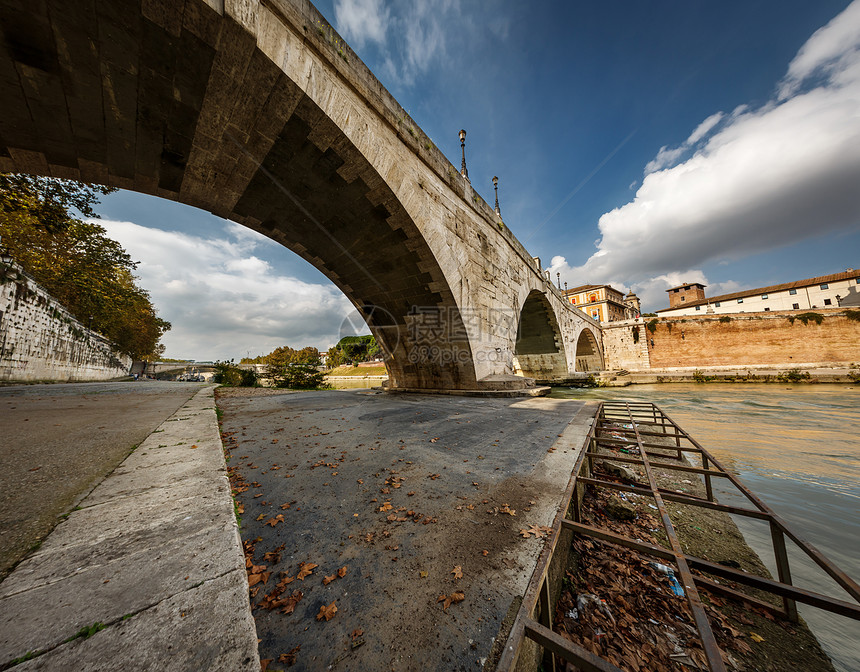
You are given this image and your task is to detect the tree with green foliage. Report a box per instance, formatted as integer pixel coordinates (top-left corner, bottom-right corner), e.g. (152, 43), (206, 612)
(329, 335), (378, 366)
(0, 173), (170, 360)
(213, 360), (257, 387)
(263, 346), (327, 389)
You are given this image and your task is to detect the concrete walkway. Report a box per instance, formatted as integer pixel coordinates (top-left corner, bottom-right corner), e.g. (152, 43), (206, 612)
(0, 386), (259, 671)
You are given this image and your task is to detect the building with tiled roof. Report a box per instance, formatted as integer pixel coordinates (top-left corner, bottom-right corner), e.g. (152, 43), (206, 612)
(657, 269), (860, 316)
(562, 284), (640, 322)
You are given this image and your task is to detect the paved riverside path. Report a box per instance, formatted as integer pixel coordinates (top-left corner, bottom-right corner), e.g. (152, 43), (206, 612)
(0, 381), (206, 579)
(218, 388), (596, 671)
(0, 385), (259, 671)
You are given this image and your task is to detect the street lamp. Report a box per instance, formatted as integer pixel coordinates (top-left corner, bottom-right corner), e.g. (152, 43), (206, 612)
(0, 235), (13, 265)
(459, 129), (468, 178)
(493, 176), (500, 216)
(557, 272), (561, 290)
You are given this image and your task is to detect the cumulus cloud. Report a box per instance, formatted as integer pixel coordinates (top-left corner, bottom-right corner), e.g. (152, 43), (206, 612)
(565, 0), (860, 310)
(551, 255), (746, 312)
(98, 220), (355, 360)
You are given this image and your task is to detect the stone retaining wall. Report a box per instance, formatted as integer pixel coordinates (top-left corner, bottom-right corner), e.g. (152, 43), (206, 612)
(602, 310), (860, 371)
(0, 264), (131, 382)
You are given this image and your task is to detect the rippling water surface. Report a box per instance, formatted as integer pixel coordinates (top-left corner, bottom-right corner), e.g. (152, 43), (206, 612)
(551, 383), (860, 672)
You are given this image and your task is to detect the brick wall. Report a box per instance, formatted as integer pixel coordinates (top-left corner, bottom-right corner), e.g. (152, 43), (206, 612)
(0, 265), (132, 382)
(603, 311), (860, 371)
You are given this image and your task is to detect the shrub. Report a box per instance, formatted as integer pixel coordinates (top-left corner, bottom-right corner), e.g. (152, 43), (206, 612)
(788, 312), (824, 326)
(719, 316), (732, 323)
(213, 360), (257, 387)
(777, 368), (811, 382)
(267, 360), (328, 389)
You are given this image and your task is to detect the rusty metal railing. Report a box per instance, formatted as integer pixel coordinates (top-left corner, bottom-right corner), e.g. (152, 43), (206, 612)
(496, 400), (860, 672)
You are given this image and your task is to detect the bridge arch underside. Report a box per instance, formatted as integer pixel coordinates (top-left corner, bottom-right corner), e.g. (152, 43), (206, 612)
(575, 329), (603, 372)
(513, 291), (568, 381)
(0, 0), (478, 391)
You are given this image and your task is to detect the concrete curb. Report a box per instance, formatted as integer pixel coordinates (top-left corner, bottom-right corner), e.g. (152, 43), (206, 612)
(0, 386), (259, 671)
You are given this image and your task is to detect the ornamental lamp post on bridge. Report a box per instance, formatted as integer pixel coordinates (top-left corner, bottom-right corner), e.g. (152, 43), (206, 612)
(459, 129), (468, 179)
(0, 235), (13, 266)
(493, 176), (500, 216)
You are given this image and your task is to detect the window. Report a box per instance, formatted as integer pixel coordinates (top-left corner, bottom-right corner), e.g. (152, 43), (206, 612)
(789, 289), (797, 295)
(824, 298), (832, 306)
(764, 307), (770, 312)
(673, 288), (679, 293)
(681, 296), (686, 302)
(737, 298), (743, 303)
(792, 303), (800, 309)
(695, 305), (701, 311)
(820, 283), (829, 289)
(714, 302), (721, 307)
(762, 294), (768, 299)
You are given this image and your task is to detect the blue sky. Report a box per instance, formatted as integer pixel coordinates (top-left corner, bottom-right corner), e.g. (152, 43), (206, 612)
(98, 0), (860, 359)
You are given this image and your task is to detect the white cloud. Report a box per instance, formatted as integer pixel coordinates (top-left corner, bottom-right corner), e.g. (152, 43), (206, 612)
(685, 111), (725, 145)
(333, 0), (389, 48)
(779, 0), (860, 98)
(334, 0), (465, 87)
(98, 220), (355, 360)
(644, 111), (724, 174)
(567, 0), (860, 311)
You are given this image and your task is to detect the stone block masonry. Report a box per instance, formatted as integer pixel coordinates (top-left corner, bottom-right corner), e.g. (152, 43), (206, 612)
(603, 309), (860, 372)
(0, 264), (131, 382)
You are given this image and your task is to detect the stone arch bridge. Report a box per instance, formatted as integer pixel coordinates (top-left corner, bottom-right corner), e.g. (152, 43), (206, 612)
(0, 0), (602, 393)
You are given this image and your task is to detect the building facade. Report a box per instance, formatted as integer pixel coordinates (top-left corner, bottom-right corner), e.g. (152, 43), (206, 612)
(657, 269), (860, 317)
(563, 284), (639, 323)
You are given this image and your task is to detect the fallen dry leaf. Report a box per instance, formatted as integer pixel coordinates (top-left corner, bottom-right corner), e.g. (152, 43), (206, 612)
(297, 562), (318, 581)
(279, 590), (303, 614)
(437, 592), (466, 610)
(337, 566), (347, 578)
(279, 645), (300, 666)
(451, 565), (463, 580)
(265, 514), (285, 527)
(316, 601), (338, 621)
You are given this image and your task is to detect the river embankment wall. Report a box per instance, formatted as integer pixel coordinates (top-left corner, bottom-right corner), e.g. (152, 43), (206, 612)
(602, 309), (860, 373)
(0, 263), (131, 382)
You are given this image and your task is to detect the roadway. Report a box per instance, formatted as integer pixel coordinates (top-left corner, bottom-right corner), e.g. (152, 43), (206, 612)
(0, 381), (206, 579)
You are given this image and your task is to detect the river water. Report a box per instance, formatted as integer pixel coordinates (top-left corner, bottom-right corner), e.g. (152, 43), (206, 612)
(551, 383), (860, 672)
